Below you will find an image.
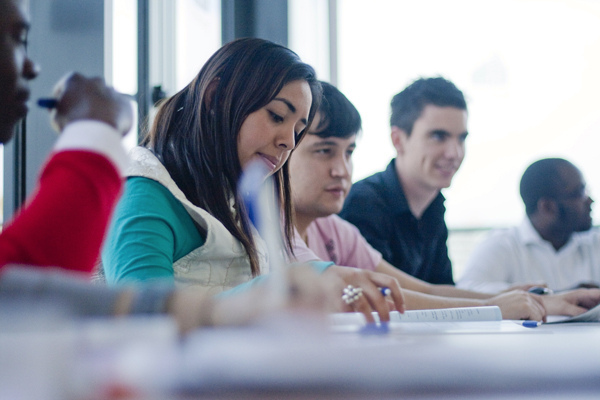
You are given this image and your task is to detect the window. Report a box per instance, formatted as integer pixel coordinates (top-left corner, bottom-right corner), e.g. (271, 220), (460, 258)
(338, 0), (600, 229)
(107, 0), (138, 149)
(289, 0), (332, 82)
(108, 0), (220, 149)
(337, 0), (600, 277)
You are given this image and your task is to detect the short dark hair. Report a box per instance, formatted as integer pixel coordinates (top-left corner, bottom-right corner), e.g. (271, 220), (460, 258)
(390, 77), (467, 135)
(520, 158), (574, 215)
(311, 81), (361, 139)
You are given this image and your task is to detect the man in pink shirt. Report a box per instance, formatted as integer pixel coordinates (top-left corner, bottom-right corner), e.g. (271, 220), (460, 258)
(289, 81), (600, 320)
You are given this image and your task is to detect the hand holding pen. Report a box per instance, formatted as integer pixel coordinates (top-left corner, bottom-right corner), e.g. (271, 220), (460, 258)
(323, 265), (405, 324)
(38, 72), (133, 136)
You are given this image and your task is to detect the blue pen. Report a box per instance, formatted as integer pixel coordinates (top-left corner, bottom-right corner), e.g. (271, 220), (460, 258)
(37, 98), (58, 109)
(360, 322), (390, 335)
(528, 286), (553, 295)
(522, 320), (540, 328)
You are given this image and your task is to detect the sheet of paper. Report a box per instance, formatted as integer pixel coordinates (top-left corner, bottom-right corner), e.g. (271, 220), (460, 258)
(546, 302), (600, 324)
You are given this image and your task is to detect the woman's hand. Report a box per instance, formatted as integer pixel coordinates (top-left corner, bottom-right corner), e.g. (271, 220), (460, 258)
(321, 265), (405, 323)
(168, 265), (333, 334)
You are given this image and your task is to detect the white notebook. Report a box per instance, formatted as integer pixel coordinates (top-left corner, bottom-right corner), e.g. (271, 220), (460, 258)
(330, 306), (502, 326)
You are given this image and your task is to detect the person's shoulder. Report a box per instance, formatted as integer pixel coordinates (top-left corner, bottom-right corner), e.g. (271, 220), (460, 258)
(486, 226), (517, 238)
(573, 227), (600, 237)
(315, 214), (359, 232)
(352, 169), (387, 189)
(311, 215), (370, 260)
(127, 175), (169, 193)
(586, 227), (600, 237)
(572, 227), (600, 245)
(55, 121), (129, 174)
(341, 179), (389, 222)
(473, 225), (521, 253)
(346, 171), (388, 205)
(124, 176), (179, 208)
(115, 176), (199, 239)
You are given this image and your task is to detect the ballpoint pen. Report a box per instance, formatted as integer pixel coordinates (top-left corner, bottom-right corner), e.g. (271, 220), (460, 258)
(522, 320), (541, 328)
(38, 93), (136, 109)
(37, 98), (58, 109)
(528, 287), (553, 295)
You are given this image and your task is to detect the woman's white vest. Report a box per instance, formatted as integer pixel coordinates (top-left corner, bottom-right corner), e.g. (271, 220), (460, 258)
(127, 147), (268, 294)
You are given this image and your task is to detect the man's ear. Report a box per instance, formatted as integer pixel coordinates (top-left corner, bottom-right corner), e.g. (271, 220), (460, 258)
(537, 198), (559, 217)
(391, 125), (409, 155)
(203, 78), (220, 111)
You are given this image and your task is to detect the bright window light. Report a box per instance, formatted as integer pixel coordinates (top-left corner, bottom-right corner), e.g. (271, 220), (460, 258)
(338, 0), (600, 230)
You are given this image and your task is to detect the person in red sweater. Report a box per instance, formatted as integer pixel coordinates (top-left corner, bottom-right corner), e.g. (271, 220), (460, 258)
(0, 0), (334, 332)
(0, 0), (132, 272)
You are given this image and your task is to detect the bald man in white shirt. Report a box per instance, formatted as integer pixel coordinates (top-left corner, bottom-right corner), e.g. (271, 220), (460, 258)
(458, 158), (600, 293)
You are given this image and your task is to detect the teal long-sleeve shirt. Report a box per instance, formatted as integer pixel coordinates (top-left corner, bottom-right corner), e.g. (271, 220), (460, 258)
(102, 177), (204, 285)
(102, 176), (333, 290)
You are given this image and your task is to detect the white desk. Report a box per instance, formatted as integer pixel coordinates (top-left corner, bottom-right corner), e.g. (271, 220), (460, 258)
(175, 319), (600, 399)
(3, 316), (600, 399)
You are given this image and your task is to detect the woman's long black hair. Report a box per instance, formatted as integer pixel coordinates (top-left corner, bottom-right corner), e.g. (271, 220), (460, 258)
(142, 38), (322, 276)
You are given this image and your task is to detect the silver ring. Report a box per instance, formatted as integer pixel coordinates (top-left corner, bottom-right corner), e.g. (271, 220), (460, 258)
(342, 285), (363, 305)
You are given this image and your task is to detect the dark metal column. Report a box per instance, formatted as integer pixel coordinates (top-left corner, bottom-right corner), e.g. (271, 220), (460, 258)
(222, 0), (288, 45)
(3, 121), (27, 219)
(137, 0), (151, 142)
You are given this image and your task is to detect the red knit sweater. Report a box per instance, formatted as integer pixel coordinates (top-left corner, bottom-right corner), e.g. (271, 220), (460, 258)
(0, 150), (123, 273)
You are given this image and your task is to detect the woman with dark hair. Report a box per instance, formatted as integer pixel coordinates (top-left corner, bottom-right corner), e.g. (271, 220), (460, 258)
(102, 38), (404, 320)
(102, 37), (316, 286)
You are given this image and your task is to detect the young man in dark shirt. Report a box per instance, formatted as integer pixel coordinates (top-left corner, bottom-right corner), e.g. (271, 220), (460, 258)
(340, 77), (468, 284)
